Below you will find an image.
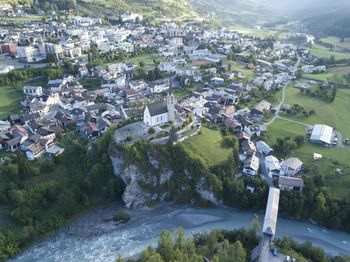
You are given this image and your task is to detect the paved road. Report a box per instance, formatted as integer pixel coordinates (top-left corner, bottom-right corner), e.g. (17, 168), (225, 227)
(278, 116), (312, 127)
(0, 59), (48, 70)
(257, 152), (273, 186)
(265, 42), (305, 127)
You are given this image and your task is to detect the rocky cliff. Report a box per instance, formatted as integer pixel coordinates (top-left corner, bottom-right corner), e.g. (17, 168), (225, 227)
(110, 142), (222, 208)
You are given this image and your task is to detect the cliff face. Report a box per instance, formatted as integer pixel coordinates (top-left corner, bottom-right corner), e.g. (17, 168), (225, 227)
(110, 143), (221, 208)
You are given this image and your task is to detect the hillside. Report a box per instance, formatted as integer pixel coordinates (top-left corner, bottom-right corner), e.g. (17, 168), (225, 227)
(190, 0), (280, 26)
(77, 0), (198, 18)
(0, 0), (279, 26)
(304, 10), (350, 39)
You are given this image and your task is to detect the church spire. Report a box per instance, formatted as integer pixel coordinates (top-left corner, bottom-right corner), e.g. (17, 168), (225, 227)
(168, 77), (173, 95)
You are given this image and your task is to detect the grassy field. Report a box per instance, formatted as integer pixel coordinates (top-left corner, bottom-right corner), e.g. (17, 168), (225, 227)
(127, 53), (163, 65)
(303, 72), (333, 82)
(0, 86), (21, 119)
(181, 126), (233, 167)
(231, 26), (279, 39)
(283, 86), (350, 137)
(224, 61), (256, 82)
(320, 37), (350, 50)
(174, 85), (197, 99)
(308, 43), (350, 60)
(303, 66), (350, 81)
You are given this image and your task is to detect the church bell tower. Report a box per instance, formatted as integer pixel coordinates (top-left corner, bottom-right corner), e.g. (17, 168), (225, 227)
(167, 78), (176, 122)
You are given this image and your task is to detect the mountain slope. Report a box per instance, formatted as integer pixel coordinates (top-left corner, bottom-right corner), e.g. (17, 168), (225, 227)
(190, 0), (280, 26)
(1, 0), (279, 26)
(305, 10), (350, 39)
(77, 0), (198, 18)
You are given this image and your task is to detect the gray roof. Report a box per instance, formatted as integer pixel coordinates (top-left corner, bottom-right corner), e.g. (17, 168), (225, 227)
(147, 101), (168, 117)
(278, 176), (304, 188)
(263, 187), (280, 237)
(253, 100), (271, 113)
(310, 124), (333, 144)
(282, 157), (303, 170)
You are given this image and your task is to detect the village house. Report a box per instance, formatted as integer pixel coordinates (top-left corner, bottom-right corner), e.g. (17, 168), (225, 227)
(256, 140), (273, 155)
(280, 157), (303, 177)
(241, 139), (256, 155)
(251, 100), (271, 117)
(264, 155), (281, 178)
(278, 176), (304, 191)
(151, 78), (171, 94)
(243, 153), (260, 176)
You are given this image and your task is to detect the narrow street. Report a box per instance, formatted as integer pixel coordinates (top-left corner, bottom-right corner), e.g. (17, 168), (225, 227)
(265, 42), (306, 127)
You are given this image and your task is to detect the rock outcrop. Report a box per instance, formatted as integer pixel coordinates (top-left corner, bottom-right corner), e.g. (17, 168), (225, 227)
(110, 148), (218, 208)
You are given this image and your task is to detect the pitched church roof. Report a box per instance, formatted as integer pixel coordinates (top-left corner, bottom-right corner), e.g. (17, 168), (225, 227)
(147, 101), (168, 117)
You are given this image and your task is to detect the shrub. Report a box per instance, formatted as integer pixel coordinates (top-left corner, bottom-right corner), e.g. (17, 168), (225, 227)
(148, 127), (155, 134)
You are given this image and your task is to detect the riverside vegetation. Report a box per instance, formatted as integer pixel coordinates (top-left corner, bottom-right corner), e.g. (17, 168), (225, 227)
(116, 227), (350, 262)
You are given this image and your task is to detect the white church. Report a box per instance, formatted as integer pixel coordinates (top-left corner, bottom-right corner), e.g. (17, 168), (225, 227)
(143, 81), (176, 127)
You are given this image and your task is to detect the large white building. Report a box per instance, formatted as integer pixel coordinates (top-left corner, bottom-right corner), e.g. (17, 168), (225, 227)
(143, 83), (176, 127)
(71, 16), (102, 26)
(17, 46), (38, 62)
(310, 124), (333, 146)
(23, 86), (43, 97)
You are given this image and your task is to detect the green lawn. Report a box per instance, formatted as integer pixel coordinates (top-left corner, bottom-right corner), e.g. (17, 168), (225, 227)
(329, 65), (350, 75)
(303, 66), (350, 81)
(181, 126), (233, 166)
(127, 53), (163, 65)
(308, 43), (350, 60)
(264, 118), (306, 145)
(0, 86), (21, 119)
(283, 86), (350, 137)
(231, 26), (278, 39)
(224, 61), (256, 82)
(320, 37), (350, 50)
(303, 72), (333, 82)
(174, 85), (197, 99)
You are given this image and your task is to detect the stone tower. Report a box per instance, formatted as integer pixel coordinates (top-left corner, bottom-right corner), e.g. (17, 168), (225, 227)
(167, 78), (176, 122)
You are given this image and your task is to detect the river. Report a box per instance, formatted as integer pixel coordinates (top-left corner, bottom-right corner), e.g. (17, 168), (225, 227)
(10, 204), (350, 262)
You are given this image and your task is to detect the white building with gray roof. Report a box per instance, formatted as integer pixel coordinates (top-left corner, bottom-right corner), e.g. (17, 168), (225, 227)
(310, 124), (333, 146)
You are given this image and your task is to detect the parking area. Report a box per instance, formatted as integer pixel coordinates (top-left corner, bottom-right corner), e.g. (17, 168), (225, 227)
(115, 121), (158, 145)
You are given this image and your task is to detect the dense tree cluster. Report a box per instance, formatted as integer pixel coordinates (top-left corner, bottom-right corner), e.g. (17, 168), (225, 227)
(272, 136), (304, 158)
(0, 67), (63, 86)
(281, 103), (316, 118)
(116, 228), (253, 262)
(276, 237), (350, 262)
(0, 129), (123, 259)
(300, 84), (337, 103)
(116, 227), (349, 262)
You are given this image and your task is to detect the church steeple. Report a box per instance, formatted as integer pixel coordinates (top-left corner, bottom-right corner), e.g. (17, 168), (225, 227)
(168, 77), (173, 95)
(167, 77), (176, 122)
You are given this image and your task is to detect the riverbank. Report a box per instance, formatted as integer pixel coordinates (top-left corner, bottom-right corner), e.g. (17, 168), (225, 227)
(10, 204), (350, 262)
